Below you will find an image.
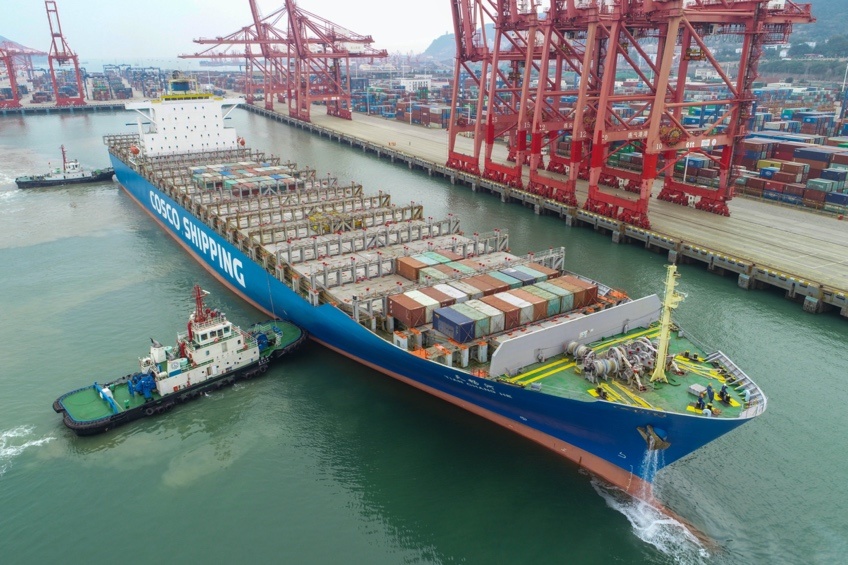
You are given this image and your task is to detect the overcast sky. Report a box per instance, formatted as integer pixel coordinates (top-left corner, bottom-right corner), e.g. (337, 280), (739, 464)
(4, 0), (454, 58)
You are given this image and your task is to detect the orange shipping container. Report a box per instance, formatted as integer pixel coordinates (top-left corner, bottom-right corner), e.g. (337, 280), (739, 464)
(396, 256), (427, 281)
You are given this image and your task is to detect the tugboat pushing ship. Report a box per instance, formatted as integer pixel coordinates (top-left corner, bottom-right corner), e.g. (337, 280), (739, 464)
(100, 73), (766, 497)
(15, 145), (114, 188)
(53, 284), (306, 435)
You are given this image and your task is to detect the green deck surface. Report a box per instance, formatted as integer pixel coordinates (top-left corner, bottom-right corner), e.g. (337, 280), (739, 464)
(493, 324), (749, 419)
(60, 385), (160, 422)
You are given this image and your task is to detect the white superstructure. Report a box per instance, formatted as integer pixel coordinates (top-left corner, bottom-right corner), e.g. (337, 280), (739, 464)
(127, 74), (243, 158)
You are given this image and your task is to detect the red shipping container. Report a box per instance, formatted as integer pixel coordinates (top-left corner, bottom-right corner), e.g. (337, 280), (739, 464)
(763, 181), (785, 193)
(388, 294), (426, 328)
(803, 189), (827, 202)
(784, 184), (805, 197)
(480, 295), (521, 330)
(464, 275), (497, 296)
(474, 274), (510, 294)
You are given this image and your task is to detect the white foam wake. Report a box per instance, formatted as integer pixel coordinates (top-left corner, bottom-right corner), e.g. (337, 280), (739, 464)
(0, 425), (55, 478)
(590, 478), (709, 564)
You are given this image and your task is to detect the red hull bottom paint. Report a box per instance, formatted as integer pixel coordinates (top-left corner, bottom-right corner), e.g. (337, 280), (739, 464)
(122, 185), (713, 541)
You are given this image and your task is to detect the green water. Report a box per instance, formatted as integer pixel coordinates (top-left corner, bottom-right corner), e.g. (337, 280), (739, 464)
(1, 111), (846, 564)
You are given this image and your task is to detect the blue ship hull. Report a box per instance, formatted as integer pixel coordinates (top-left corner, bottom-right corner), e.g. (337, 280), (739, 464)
(110, 153), (750, 493)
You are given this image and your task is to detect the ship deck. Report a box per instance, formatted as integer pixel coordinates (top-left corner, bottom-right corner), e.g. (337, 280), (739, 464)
(495, 325), (754, 419)
(59, 384), (161, 423)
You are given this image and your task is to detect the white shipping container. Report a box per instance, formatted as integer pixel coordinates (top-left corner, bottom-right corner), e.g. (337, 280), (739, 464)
(406, 290), (440, 323)
(433, 283), (468, 303)
(494, 292), (533, 325)
(465, 299), (505, 335)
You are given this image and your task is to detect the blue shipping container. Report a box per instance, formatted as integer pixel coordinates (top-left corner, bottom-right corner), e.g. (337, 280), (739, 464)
(433, 307), (476, 343)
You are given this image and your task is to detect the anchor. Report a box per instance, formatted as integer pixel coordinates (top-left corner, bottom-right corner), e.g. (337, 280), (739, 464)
(637, 424), (671, 451)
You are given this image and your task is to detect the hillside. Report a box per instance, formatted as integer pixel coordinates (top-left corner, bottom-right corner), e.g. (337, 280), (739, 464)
(792, 0), (846, 44)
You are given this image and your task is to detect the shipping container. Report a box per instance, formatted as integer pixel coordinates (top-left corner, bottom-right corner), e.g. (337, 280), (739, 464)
(405, 290), (440, 323)
(449, 280), (484, 300)
(433, 283), (468, 303)
(462, 276), (495, 296)
(479, 295), (521, 330)
(387, 294), (426, 328)
(433, 249), (463, 262)
(535, 281), (575, 312)
(418, 266), (449, 284)
(508, 289), (548, 321)
(522, 285), (560, 318)
(418, 286), (456, 308)
(443, 261), (476, 275)
(512, 264), (549, 283)
(452, 303), (491, 339)
(525, 262), (560, 278)
(499, 267), (536, 286)
(411, 253), (440, 266)
(466, 299), (505, 334)
(421, 251), (453, 264)
(433, 307), (475, 343)
(396, 255), (427, 281)
(486, 270), (523, 289)
(493, 292), (534, 325)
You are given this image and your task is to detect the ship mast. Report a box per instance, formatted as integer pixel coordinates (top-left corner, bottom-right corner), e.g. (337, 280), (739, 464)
(60, 144), (67, 170)
(650, 265), (685, 384)
(193, 284), (209, 323)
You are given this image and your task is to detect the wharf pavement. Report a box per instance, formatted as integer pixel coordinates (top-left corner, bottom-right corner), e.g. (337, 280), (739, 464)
(245, 100), (848, 318)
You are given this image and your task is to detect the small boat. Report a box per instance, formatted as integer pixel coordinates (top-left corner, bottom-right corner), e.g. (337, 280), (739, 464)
(53, 285), (307, 435)
(15, 145), (114, 188)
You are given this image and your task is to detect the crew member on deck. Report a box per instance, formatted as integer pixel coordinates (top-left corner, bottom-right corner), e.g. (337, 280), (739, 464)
(719, 383), (730, 403)
(706, 383), (715, 404)
(696, 392), (706, 411)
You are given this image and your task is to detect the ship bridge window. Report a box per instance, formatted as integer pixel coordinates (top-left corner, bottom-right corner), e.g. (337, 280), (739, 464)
(223, 327), (231, 335)
(200, 333), (208, 341)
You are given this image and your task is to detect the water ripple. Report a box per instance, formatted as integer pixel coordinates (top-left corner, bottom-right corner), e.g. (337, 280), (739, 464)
(0, 425), (55, 478)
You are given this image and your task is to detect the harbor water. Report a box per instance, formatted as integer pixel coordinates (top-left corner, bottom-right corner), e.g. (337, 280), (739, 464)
(1, 110), (846, 564)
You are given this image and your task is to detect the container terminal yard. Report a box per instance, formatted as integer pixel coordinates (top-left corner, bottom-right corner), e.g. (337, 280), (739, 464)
(2, 0), (847, 318)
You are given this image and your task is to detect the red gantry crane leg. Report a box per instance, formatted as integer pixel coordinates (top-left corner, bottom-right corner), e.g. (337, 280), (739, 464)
(0, 47), (22, 109)
(44, 0), (85, 106)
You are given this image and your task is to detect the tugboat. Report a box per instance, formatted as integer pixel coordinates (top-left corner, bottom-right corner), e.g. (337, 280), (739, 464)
(53, 285), (307, 435)
(15, 145), (114, 188)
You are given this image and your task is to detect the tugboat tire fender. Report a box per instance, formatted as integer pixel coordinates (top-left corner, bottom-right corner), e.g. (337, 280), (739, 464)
(144, 407), (155, 417)
(260, 365), (268, 374)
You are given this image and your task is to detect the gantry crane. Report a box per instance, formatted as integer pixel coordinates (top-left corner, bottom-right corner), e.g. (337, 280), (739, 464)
(448, 0), (814, 228)
(44, 0), (85, 106)
(180, 0), (387, 122)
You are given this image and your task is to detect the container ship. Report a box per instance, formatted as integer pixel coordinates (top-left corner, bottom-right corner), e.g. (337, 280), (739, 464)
(102, 75), (766, 498)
